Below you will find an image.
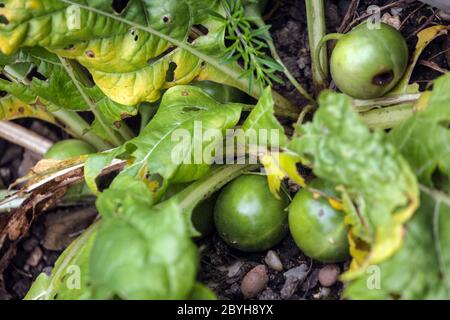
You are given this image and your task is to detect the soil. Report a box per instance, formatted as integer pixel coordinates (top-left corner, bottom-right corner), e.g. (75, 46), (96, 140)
(0, 0), (448, 300)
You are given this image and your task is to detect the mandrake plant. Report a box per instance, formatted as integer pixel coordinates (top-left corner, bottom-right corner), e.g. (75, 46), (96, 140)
(0, 0), (448, 300)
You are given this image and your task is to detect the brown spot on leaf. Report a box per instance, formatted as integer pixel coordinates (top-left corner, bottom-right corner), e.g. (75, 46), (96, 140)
(85, 50), (95, 58)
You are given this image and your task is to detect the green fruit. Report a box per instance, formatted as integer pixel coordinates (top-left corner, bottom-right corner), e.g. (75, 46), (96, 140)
(330, 22), (408, 99)
(162, 183), (215, 238)
(214, 175), (289, 252)
(288, 179), (349, 263)
(191, 81), (248, 104)
(44, 139), (96, 160)
(191, 197), (216, 238)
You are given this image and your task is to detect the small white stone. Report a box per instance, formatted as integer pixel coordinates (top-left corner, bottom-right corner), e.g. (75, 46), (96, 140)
(264, 250), (283, 272)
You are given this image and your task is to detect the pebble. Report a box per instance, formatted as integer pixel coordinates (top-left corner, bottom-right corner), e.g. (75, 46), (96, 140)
(280, 264), (309, 299)
(227, 261), (244, 278)
(264, 250), (283, 272)
(381, 13), (401, 30)
(26, 246), (43, 267)
(318, 264), (340, 287)
(313, 287), (331, 300)
(301, 268), (319, 291)
(240, 265), (268, 299)
(258, 288), (280, 300)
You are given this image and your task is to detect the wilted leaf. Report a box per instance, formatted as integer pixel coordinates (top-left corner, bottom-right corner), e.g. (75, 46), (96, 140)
(260, 152), (306, 198)
(287, 91), (419, 279)
(394, 25), (448, 93)
(345, 72), (450, 299)
(344, 189), (450, 299)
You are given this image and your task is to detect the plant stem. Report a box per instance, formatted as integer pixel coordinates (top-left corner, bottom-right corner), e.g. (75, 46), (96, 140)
(314, 33), (343, 85)
(352, 93), (422, 112)
(58, 56), (125, 147)
(57, 0), (299, 119)
(116, 121), (135, 141)
(68, 60), (136, 142)
(172, 164), (259, 211)
(245, 4), (315, 104)
(139, 103), (159, 133)
(305, 0), (328, 92)
(359, 103), (415, 129)
(0, 121), (53, 155)
(51, 108), (112, 151)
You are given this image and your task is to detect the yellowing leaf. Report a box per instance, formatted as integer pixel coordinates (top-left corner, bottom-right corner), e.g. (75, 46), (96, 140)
(394, 25), (449, 93)
(0, 95), (55, 123)
(261, 152), (306, 199)
(289, 91), (419, 280)
(0, 0), (242, 106)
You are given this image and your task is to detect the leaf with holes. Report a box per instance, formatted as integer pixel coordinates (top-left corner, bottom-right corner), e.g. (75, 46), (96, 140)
(0, 0), (244, 107)
(84, 85), (245, 195)
(0, 47), (138, 144)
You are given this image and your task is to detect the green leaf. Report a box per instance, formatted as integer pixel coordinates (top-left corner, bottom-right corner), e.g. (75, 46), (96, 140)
(389, 73), (450, 186)
(345, 72), (450, 299)
(0, 0), (242, 106)
(91, 180), (198, 299)
(188, 283), (217, 300)
(87, 85), (244, 194)
(344, 189), (450, 299)
(287, 91), (419, 278)
(1, 48), (137, 144)
(242, 87), (287, 148)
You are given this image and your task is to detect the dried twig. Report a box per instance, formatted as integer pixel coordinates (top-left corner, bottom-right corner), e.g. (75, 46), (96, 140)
(343, 0), (407, 33)
(0, 121), (53, 155)
(338, 0), (361, 33)
(418, 59), (449, 73)
(0, 158), (125, 274)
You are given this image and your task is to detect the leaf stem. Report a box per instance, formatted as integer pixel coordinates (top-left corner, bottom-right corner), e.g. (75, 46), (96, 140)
(305, 0), (329, 92)
(173, 164), (259, 211)
(314, 33), (344, 88)
(58, 56), (125, 147)
(359, 103), (415, 129)
(352, 93), (422, 112)
(116, 121), (135, 141)
(0, 120), (53, 155)
(57, 0), (299, 119)
(50, 108), (113, 151)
